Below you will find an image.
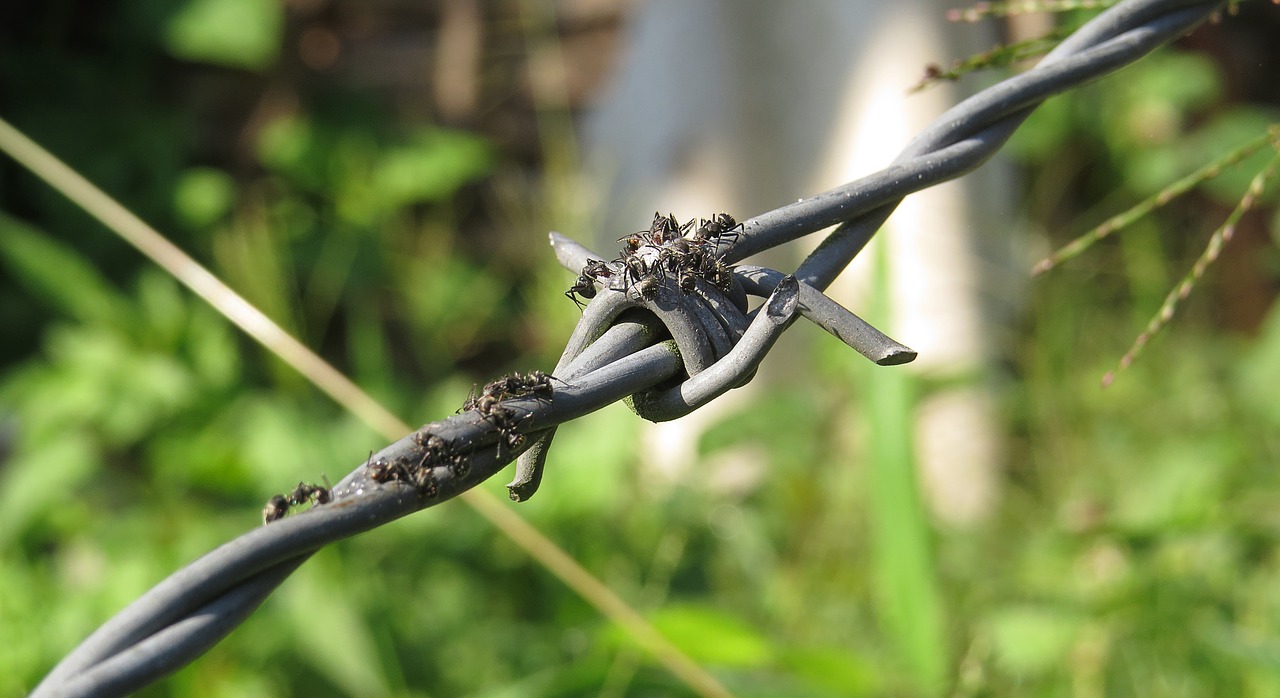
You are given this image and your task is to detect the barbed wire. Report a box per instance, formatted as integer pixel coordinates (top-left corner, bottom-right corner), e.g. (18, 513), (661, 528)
(31, 0), (1225, 695)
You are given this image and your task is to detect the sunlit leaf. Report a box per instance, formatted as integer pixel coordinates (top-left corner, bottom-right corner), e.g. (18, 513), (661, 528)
(986, 606), (1082, 674)
(370, 129), (494, 207)
(173, 167), (237, 228)
(647, 604), (774, 668)
(0, 214), (126, 327)
(163, 0), (283, 71)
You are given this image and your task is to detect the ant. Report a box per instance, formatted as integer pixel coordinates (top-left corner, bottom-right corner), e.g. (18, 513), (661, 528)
(618, 232), (645, 254)
(705, 257), (735, 291)
(413, 431), (451, 452)
(367, 456), (408, 483)
(261, 478), (331, 524)
(288, 480), (331, 507)
(618, 255), (659, 298)
(499, 370), (559, 401)
(262, 495), (289, 524)
(695, 212), (738, 239)
(693, 212), (741, 253)
(568, 210), (740, 306)
(482, 404), (527, 451)
(676, 265), (700, 293)
(630, 276), (660, 300)
(465, 371), (560, 413)
(444, 451), (470, 478)
(409, 465), (439, 497)
(565, 259), (615, 309)
(648, 211), (689, 245)
(413, 431), (458, 466)
(413, 431), (472, 479)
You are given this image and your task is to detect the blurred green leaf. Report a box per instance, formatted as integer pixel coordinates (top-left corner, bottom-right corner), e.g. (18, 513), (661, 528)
(1112, 442), (1229, 533)
(372, 129), (494, 207)
(0, 431), (97, 548)
(530, 402), (636, 519)
(1199, 621), (1280, 673)
(185, 302), (241, 391)
(1007, 94), (1073, 161)
(647, 604), (774, 668)
(0, 214), (126, 327)
(1235, 298), (1280, 426)
(1184, 111), (1280, 206)
(136, 270), (188, 349)
(45, 325), (196, 445)
(779, 645), (879, 697)
(257, 117), (495, 225)
(986, 606), (1082, 675)
(163, 0), (283, 71)
(173, 167), (237, 228)
(280, 560), (393, 697)
(257, 116), (319, 187)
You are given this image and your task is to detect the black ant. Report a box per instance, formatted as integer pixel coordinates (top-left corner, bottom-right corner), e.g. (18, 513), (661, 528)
(619, 255), (659, 298)
(409, 465), (439, 497)
(444, 452), (470, 478)
(422, 439), (471, 478)
(262, 495), (289, 524)
(631, 276), (660, 300)
(367, 456), (406, 483)
(495, 370), (559, 400)
(569, 210), (740, 306)
(565, 259), (615, 309)
(695, 212), (737, 239)
(411, 430), (452, 463)
(694, 212), (741, 253)
(676, 266), (699, 293)
(466, 371), (560, 413)
(288, 480), (331, 507)
(414, 431), (473, 478)
(261, 478), (331, 524)
(705, 258), (734, 291)
(482, 404), (527, 451)
(648, 211), (690, 245)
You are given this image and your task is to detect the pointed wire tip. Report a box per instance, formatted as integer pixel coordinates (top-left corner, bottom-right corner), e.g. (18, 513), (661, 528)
(875, 348), (918, 366)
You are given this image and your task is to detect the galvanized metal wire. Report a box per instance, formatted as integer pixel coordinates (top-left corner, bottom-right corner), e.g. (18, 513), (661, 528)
(31, 1), (1225, 694)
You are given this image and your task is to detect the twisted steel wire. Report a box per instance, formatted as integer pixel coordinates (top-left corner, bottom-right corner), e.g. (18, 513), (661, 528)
(32, 0), (1225, 694)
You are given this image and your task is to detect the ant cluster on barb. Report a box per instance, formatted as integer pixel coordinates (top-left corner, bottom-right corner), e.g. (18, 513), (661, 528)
(362, 431), (468, 496)
(260, 371), (560, 524)
(565, 212), (741, 307)
(461, 370), (559, 450)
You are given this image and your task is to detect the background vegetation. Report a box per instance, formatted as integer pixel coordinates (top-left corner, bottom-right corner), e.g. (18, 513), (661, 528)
(2, 1), (1279, 696)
